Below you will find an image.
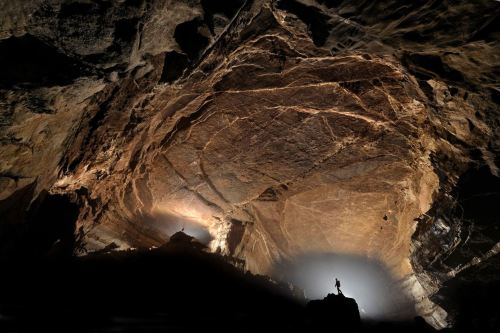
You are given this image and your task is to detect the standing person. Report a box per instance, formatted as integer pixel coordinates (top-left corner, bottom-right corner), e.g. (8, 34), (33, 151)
(335, 278), (342, 295)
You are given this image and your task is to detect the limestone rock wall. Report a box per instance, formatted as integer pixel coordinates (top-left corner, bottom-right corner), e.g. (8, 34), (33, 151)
(1, 0), (499, 328)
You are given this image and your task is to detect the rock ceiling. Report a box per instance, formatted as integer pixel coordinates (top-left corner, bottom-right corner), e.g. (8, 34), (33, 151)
(0, 0), (499, 328)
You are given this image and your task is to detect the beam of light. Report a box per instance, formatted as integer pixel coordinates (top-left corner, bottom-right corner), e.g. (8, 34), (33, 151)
(150, 194), (231, 251)
(272, 253), (416, 320)
(145, 209), (214, 245)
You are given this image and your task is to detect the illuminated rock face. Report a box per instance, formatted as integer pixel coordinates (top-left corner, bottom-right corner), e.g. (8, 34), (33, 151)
(1, 0), (499, 328)
(156, 49), (436, 276)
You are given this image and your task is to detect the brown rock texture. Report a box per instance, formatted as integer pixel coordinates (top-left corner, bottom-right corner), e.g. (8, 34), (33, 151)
(1, 0), (499, 328)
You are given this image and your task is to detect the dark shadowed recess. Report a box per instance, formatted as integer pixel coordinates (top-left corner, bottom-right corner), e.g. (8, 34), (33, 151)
(456, 166), (500, 232)
(114, 18), (140, 44)
(174, 18), (210, 60)
(402, 53), (465, 85)
(159, 51), (189, 83)
(0, 234), (437, 333)
(438, 165), (500, 268)
(0, 189), (79, 260)
(0, 183), (37, 252)
(438, 255), (500, 333)
(469, 12), (500, 43)
(164, 19), (206, 82)
(315, 0), (345, 7)
(314, 0), (500, 42)
(277, 0), (332, 46)
(272, 253), (416, 320)
(415, 165), (500, 270)
(412, 165), (500, 332)
(0, 35), (91, 89)
(163, 0), (247, 83)
(58, 1), (110, 18)
(0, 238), (305, 333)
(301, 0), (500, 57)
(201, 0), (246, 34)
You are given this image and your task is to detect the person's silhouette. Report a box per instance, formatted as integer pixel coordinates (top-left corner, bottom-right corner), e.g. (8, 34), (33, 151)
(335, 278), (342, 295)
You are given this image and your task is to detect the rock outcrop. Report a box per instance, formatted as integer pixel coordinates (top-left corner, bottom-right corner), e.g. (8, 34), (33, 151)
(0, 232), (306, 333)
(1, 0), (499, 328)
(307, 293), (361, 331)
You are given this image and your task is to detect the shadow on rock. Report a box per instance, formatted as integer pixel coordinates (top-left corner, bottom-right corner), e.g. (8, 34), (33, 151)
(306, 292), (361, 332)
(0, 232), (438, 333)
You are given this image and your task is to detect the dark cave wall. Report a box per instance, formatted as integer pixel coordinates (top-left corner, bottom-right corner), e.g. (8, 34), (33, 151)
(0, 0), (499, 328)
(0, 188), (80, 259)
(411, 165), (500, 327)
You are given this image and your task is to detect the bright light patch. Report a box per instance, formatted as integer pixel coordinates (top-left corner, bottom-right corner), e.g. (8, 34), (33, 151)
(141, 204), (214, 245)
(272, 253), (416, 320)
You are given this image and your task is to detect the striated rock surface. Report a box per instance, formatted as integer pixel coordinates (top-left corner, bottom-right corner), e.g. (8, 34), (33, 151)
(1, 0), (499, 328)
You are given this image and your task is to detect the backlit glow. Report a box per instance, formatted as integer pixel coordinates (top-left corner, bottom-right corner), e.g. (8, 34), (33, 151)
(272, 253), (416, 320)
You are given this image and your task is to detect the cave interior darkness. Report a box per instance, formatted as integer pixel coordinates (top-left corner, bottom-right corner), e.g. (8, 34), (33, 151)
(0, 0), (500, 332)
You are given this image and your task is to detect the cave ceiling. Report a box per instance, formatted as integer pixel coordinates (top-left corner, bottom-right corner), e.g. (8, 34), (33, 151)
(0, 0), (499, 328)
